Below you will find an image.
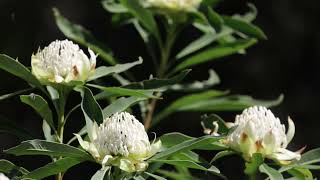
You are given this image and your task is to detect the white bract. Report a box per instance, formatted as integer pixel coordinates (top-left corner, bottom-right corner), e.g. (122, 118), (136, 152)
(0, 173), (9, 180)
(145, 0), (202, 12)
(227, 106), (301, 163)
(75, 112), (161, 172)
(31, 39), (96, 85)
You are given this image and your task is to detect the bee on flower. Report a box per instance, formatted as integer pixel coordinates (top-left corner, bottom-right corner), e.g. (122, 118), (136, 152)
(75, 112), (162, 172)
(31, 39), (96, 85)
(226, 106), (302, 164)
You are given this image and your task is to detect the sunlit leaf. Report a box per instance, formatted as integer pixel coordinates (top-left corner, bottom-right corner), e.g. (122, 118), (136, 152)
(88, 58), (142, 81)
(4, 139), (92, 160)
(172, 39), (257, 73)
(259, 163), (284, 180)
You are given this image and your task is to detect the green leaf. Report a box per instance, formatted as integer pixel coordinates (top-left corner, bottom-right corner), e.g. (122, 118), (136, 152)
(124, 70), (191, 90)
(91, 167), (110, 180)
(207, 7), (223, 32)
(153, 90), (227, 126)
(150, 135), (223, 161)
(175, 28), (233, 59)
(23, 157), (84, 179)
(76, 86), (104, 124)
(53, 8), (116, 65)
(210, 150), (235, 163)
(245, 153), (264, 175)
(120, 0), (160, 41)
(172, 39), (257, 73)
(169, 69), (220, 92)
(20, 94), (55, 130)
(0, 54), (44, 92)
(4, 139), (92, 160)
(88, 58), (143, 81)
(87, 84), (159, 99)
(259, 163), (284, 180)
(223, 16), (267, 39)
(151, 159), (220, 174)
(0, 159), (29, 175)
(0, 88), (34, 101)
(102, 96), (146, 117)
(169, 94), (284, 112)
(102, 0), (128, 13)
(143, 172), (167, 180)
(159, 133), (193, 149)
(0, 115), (33, 140)
(287, 168), (313, 180)
(156, 169), (191, 180)
(297, 148), (320, 165)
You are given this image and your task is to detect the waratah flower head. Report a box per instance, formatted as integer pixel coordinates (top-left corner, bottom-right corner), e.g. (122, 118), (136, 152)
(31, 39), (96, 85)
(227, 106), (301, 163)
(75, 112), (161, 172)
(145, 0), (202, 12)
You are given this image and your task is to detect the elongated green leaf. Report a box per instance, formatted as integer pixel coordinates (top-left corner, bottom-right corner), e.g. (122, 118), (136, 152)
(143, 172), (166, 180)
(172, 94), (284, 112)
(210, 150), (235, 163)
(88, 58), (142, 81)
(20, 94), (55, 130)
(102, 0), (128, 13)
(297, 148), (320, 165)
(0, 54), (44, 91)
(207, 7), (223, 32)
(153, 90), (227, 126)
(76, 86), (104, 124)
(150, 136), (222, 161)
(0, 159), (29, 175)
(120, 0), (160, 40)
(124, 70), (191, 90)
(173, 151), (201, 163)
(259, 164), (284, 180)
(91, 167), (110, 180)
(0, 115), (33, 140)
(5, 139), (92, 160)
(23, 157), (84, 179)
(103, 96), (147, 117)
(152, 159), (220, 174)
(176, 28), (233, 59)
(172, 39), (256, 73)
(169, 69), (220, 92)
(87, 84), (159, 99)
(156, 169), (191, 180)
(287, 168), (313, 180)
(53, 8), (116, 65)
(0, 88), (34, 101)
(160, 133), (193, 149)
(223, 16), (266, 39)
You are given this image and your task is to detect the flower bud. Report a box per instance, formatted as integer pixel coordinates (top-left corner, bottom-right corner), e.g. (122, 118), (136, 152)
(75, 112), (161, 172)
(227, 106), (301, 163)
(31, 39), (96, 85)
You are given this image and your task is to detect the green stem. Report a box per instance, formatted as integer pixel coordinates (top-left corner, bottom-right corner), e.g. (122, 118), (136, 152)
(248, 173), (257, 180)
(144, 22), (179, 130)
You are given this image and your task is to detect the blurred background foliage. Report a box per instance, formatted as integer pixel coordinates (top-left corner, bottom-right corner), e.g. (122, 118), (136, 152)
(0, 0), (320, 179)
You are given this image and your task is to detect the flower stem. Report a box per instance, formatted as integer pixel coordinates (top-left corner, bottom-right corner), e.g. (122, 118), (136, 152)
(144, 22), (178, 130)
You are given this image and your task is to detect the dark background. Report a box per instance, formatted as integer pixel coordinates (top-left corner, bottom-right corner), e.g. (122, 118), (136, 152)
(0, 0), (319, 179)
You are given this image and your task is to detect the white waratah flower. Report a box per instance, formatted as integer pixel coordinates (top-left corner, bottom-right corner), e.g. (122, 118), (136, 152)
(227, 106), (302, 163)
(31, 39), (96, 84)
(0, 173), (9, 180)
(145, 0), (202, 12)
(75, 112), (161, 172)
